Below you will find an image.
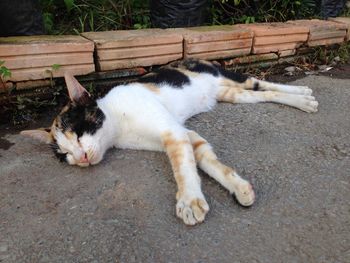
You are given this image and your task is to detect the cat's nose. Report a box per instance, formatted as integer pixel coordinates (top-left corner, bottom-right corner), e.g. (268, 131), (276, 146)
(79, 153), (89, 163)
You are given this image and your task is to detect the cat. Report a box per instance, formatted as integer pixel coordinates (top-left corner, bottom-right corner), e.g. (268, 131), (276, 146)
(21, 59), (318, 225)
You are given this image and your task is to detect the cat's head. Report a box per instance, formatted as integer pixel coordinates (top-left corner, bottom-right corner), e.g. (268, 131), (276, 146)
(21, 73), (107, 167)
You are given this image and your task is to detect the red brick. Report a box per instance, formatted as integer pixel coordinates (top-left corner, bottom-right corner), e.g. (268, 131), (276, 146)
(97, 43), (182, 60)
(185, 39), (252, 54)
(310, 30), (346, 41)
(15, 80), (52, 90)
(223, 53), (278, 66)
(0, 35), (95, 82)
(185, 48), (252, 60)
(10, 64), (95, 82)
(308, 37), (346, 47)
(175, 25), (253, 43)
(0, 35), (94, 56)
(328, 17), (350, 40)
(98, 54), (181, 71)
(83, 29), (183, 70)
(254, 34), (308, 46)
(175, 26), (253, 59)
(1, 53), (93, 70)
(238, 23), (308, 54)
(253, 43), (300, 54)
(288, 19), (347, 31)
(82, 29), (183, 49)
(279, 49), (296, 57)
(238, 23), (309, 36)
(287, 19), (347, 46)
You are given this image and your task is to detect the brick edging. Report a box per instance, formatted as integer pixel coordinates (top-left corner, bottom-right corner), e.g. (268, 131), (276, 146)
(0, 17), (349, 92)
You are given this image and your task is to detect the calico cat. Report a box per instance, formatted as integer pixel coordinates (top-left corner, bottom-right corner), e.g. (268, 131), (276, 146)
(21, 59), (318, 225)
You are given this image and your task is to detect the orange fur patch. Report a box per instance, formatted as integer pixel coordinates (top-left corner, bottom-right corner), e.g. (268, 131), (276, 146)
(142, 83), (160, 94)
(218, 86), (244, 103)
(162, 131), (191, 199)
(176, 68), (200, 78)
(64, 131), (75, 140)
(193, 140), (206, 151)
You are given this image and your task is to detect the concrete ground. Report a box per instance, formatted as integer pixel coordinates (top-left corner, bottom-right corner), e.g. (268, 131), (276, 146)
(0, 75), (349, 263)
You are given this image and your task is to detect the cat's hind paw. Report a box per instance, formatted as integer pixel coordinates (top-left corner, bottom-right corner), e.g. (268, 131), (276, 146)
(176, 197), (209, 225)
(233, 180), (255, 207)
(296, 95), (319, 113)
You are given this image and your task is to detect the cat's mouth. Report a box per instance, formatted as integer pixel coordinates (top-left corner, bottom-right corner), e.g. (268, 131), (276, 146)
(75, 152), (102, 167)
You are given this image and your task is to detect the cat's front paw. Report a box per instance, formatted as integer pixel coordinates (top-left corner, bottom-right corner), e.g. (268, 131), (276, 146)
(176, 196), (209, 225)
(233, 179), (255, 207)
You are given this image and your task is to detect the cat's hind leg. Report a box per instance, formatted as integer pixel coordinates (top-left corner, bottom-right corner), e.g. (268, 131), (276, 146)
(188, 131), (255, 206)
(248, 77), (313, 95)
(218, 68), (312, 95)
(161, 129), (209, 225)
(217, 85), (318, 113)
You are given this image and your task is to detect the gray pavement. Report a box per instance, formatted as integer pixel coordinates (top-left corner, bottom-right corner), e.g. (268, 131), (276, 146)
(0, 75), (349, 263)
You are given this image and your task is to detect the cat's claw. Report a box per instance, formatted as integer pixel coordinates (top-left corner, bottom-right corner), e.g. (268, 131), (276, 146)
(176, 197), (209, 225)
(233, 180), (255, 207)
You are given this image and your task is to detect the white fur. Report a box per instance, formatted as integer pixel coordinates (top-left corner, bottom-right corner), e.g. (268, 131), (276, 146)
(96, 74), (221, 154)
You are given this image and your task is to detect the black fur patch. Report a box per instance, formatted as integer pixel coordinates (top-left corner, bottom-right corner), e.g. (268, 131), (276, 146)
(50, 140), (67, 163)
(180, 60), (220, 76)
(217, 67), (248, 83)
(139, 68), (190, 88)
(253, 82), (260, 91)
(177, 59), (248, 83)
(59, 102), (105, 138)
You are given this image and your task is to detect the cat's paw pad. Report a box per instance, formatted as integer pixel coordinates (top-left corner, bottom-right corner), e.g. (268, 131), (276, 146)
(176, 197), (209, 225)
(233, 180), (255, 207)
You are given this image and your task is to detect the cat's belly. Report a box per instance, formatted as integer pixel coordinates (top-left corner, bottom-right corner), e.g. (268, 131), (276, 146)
(115, 133), (164, 152)
(157, 77), (219, 123)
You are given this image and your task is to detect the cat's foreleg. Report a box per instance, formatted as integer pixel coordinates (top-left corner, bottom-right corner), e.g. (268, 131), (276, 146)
(187, 131), (255, 206)
(161, 130), (209, 225)
(217, 86), (318, 113)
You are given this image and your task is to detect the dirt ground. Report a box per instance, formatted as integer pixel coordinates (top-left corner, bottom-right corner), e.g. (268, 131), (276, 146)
(0, 72), (349, 263)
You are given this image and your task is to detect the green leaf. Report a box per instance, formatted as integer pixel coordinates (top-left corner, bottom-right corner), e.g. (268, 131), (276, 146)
(64, 0), (75, 12)
(51, 64), (61, 71)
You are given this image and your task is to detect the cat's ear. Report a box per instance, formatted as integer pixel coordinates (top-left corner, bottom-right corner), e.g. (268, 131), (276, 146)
(20, 129), (53, 144)
(64, 72), (92, 105)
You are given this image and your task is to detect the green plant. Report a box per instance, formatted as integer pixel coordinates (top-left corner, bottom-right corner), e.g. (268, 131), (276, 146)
(211, 0), (317, 25)
(45, 64), (61, 88)
(40, 0), (150, 34)
(0, 61), (11, 81)
(0, 61), (12, 94)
